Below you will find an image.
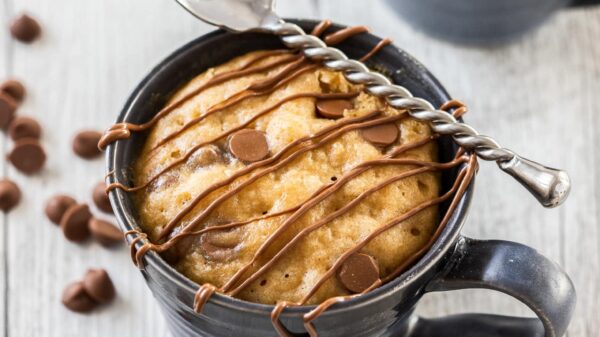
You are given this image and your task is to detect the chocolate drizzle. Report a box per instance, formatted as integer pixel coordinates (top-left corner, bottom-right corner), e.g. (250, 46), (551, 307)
(107, 21), (477, 337)
(359, 38), (392, 62)
(98, 50), (298, 151)
(324, 26), (369, 45)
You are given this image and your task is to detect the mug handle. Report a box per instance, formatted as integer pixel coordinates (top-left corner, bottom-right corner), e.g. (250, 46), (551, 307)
(407, 237), (576, 337)
(569, 0), (600, 6)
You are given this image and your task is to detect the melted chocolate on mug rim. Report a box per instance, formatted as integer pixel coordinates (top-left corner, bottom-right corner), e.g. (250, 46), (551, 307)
(102, 21), (477, 337)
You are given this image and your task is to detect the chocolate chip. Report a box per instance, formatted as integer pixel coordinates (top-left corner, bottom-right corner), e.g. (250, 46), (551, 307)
(88, 218), (122, 246)
(360, 123), (399, 146)
(0, 94), (17, 130)
(200, 237), (236, 262)
(186, 145), (223, 169)
(204, 229), (239, 249)
(337, 253), (380, 293)
(148, 172), (178, 192)
(316, 99), (353, 119)
(7, 139), (46, 174)
(0, 179), (21, 212)
(0, 79), (26, 102)
(45, 194), (77, 225)
(72, 130), (102, 159)
(92, 182), (112, 213)
(83, 269), (116, 304)
(60, 203), (92, 242)
(199, 227), (240, 262)
(161, 231), (197, 264)
(8, 116), (41, 140)
(10, 14), (41, 43)
(62, 281), (98, 313)
(228, 129), (269, 162)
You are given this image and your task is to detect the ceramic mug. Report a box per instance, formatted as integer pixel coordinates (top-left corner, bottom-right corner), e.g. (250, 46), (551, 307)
(105, 20), (576, 337)
(385, 0), (600, 45)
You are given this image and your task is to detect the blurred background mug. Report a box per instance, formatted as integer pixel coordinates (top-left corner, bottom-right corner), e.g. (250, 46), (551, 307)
(385, 0), (600, 45)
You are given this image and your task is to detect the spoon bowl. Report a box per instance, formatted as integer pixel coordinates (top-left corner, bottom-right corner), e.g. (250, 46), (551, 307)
(175, 0), (277, 31)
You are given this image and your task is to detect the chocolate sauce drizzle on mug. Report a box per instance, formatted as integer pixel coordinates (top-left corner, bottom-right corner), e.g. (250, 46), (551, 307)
(101, 21), (476, 337)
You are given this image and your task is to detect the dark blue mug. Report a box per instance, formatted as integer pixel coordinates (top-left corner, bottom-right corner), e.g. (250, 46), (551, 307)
(385, 0), (600, 45)
(106, 20), (576, 337)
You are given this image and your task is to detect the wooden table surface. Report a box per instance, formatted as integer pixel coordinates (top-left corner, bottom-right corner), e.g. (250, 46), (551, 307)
(1, 0), (598, 336)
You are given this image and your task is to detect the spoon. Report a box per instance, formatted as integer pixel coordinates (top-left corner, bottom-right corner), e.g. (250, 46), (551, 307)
(174, 0), (570, 208)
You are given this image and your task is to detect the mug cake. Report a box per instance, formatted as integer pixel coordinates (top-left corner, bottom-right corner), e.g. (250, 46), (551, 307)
(100, 21), (476, 336)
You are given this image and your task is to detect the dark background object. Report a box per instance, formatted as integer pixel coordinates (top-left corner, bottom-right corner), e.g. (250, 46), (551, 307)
(385, 0), (600, 45)
(106, 20), (575, 337)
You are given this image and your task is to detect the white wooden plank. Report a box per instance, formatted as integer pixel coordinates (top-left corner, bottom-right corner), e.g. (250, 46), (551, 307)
(277, 0), (320, 20)
(4, 0), (211, 336)
(559, 9), (600, 337)
(1, 0), (11, 336)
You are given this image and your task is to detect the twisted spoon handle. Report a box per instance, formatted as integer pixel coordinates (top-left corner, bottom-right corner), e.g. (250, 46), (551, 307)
(260, 20), (570, 207)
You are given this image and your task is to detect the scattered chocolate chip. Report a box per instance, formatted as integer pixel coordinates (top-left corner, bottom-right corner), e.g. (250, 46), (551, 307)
(337, 253), (380, 293)
(316, 99), (353, 119)
(72, 130), (102, 159)
(8, 116), (41, 140)
(61, 281), (98, 313)
(7, 139), (46, 174)
(228, 129), (269, 162)
(0, 79), (26, 102)
(360, 123), (399, 146)
(83, 269), (116, 304)
(88, 218), (122, 246)
(60, 203), (92, 242)
(92, 182), (112, 213)
(10, 14), (41, 43)
(45, 194), (77, 224)
(0, 94), (17, 130)
(0, 179), (21, 212)
(410, 228), (421, 236)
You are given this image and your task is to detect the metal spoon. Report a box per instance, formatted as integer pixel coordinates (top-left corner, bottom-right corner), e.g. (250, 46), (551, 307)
(174, 0), (571, 208)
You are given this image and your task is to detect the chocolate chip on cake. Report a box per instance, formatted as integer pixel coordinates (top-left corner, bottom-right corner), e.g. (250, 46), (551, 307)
(360, 123), (399, 146)
(337, 253), (380, 293)
(186, 144), (224, 169)
(316, 99), (353, 119)
(0, 79), (26, 102)
(60, 203), (92, 242)
(45, 194), (77, 225)
(7, 139), (46, 174)
(8, 116), (42, 140)
(62, 281), (98, 313)
(200, 235), (236, 262)
(198, 225), (240, 262)
(9, 14), (41, 43)
(228, 129), (269, 162)
(0, 94), (17, 130)
(92, 182), (112, 213)
(0, 179), (21, 212)
(73, 130), (102, 159)
(83, 269), (116, 304)
(161, 229), (198, 264)
(88, 218), (122, 246)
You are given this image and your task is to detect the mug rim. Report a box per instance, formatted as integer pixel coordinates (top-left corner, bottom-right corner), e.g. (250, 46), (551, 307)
(105, 18), (475, 319)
